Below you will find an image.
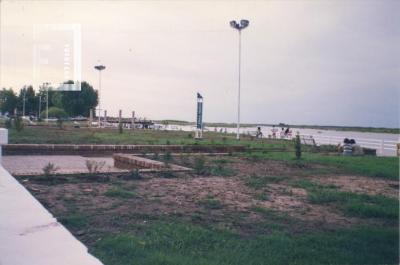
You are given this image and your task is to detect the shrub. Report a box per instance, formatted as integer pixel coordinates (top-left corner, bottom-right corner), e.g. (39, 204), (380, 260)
(40, 107), (68, 120)
(42, 162), (59, 177)
(179, 153), (191, 167)
(193, 155), (207, 175)
(164, 151), (172, 163)
(85, 160), (106, 173)
(14, 116), (24, 132)
(5, 118), (12, 129)
(118, 122), (123, 134)
(129, 169), (142, 180)
(294, 133), (301, 159)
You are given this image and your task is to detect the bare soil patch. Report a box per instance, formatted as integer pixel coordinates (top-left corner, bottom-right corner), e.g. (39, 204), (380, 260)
(17, 155), (398, 241)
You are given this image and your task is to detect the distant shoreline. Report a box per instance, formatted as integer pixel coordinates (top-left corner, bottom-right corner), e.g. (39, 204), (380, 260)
(155, 120), (400, 134)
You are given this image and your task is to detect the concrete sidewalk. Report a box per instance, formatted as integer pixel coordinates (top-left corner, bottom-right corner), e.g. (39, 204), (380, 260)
(0, 166), (103, 265)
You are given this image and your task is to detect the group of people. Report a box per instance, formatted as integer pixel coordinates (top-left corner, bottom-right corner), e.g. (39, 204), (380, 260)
(255, 125), (293, 139)
(271, 125), (292, 139)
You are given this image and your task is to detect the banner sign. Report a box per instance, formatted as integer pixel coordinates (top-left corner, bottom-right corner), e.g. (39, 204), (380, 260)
(196, 93), (203, 129)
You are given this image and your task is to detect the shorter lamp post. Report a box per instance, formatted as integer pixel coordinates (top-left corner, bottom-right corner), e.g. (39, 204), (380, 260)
(94, 65), (106, 127)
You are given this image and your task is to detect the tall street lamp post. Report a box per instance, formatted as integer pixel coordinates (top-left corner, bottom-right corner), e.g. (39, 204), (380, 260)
(230, 19), (249, 140)
(94, 65), (106, 128)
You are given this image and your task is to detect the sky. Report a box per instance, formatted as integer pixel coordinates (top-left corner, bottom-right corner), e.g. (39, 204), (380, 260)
(1, 0), (399, 128)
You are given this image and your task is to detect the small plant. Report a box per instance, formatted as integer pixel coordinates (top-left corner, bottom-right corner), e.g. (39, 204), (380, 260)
(127, 169), (142, 180)
(254, 192), (269, 201)
(187, 133), (193, 138)
(118, 122), (123, 134)
(294, 133), (302, 159)
(5, 118), (12, 129)
(164, 151), (172, 163)
(85, 160), (106, 173)
(152, 152), (159, 160)
(104, 187), (135, 198)
(56, 118), (64, 129)
(193, 155), (207, 175)
(210, 163), (234, 177)
(42, 162), (59, 177)
(199, 197), (223, 210)
(179, 153), (191, 166)
(14, 116), (24, 132)
(166, 140), (170, 145)
(159, 168), (176, 178)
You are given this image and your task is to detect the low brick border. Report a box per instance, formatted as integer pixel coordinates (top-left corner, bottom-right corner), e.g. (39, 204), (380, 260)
(3, 144), (246, 156)
(113, 153), (192, 172)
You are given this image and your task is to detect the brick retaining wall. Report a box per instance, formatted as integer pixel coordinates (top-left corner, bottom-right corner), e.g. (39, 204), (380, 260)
(3, 144), (246, 156)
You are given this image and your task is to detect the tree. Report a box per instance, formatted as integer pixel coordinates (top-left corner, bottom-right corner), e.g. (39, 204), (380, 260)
(17, 86), (37, 116)
(60, 81), (98, 117)
(0, 88), (18, 114)
(40, 107), (68, 119)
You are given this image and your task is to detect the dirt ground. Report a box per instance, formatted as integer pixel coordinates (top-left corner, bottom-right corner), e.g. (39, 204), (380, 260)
(18, 155), (399, 240)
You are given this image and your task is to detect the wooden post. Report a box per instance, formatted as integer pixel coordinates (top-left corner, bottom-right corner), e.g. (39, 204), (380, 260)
(119, 110), (122, 124)
(131, 111), (135, 130)
(89, 108), (93, 127)
(104, 110), (107, 126)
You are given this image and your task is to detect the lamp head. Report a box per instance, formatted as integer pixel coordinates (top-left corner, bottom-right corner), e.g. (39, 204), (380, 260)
(230, 20), (239, 29)
(94, 65), (106, 71)
(240, 19), (249, 28)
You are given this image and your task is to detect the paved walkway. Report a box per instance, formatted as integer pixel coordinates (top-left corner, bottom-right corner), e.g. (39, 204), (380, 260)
(2, 155), (126, 176)
(0, 165), (103, 265)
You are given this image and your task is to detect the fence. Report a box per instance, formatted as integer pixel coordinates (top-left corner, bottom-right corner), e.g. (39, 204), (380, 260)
(300, 134), (398, 156)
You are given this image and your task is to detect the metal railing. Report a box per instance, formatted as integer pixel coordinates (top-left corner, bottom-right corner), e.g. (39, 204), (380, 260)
(299, 134), (398, 156)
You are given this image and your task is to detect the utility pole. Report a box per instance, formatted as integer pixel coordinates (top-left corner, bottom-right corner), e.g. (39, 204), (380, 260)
(22, 87), (26, 117)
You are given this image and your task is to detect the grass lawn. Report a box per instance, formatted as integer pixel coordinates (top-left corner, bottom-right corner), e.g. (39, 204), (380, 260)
(17, 152), (399, 265)
(8, 126), (400, 264)
(7, 126), (291, 149)
(247, 151), (399, 180)
(92, 221), (398, 265)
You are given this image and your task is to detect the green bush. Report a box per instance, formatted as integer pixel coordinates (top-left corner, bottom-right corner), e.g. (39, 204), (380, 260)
(40, 107), (68, 119)
(194, 155), (207, 175)
(294, 133), (301, 159)
(5, 118), (12, 129)
(14, 116), (24, 132)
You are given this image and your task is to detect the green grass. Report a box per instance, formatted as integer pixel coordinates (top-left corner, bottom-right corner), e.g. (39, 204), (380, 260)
(245, 175), (288, 189)
(104, 187), (135, 198)
(249, 151), (399, 180)
(291, 179), (399, 219)
(198, 197), (223, 210)
(58, 213), (88, 229)
(91, 221), (399, 265)
(7, 126), (291, 149)
(254, 192), (269, 201)
(311, 190), (398, 219)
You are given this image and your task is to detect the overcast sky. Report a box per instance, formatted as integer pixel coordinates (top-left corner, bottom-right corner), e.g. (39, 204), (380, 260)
(1, 0), (399, 127)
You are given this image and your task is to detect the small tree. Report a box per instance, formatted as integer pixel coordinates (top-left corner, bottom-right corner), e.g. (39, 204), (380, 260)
(41, 107), (68, 129)
(14, 116), (24, 132)
(118, 122), (123, 134)
(5, 118), (12, 129)
(294, 132), (302, 159)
